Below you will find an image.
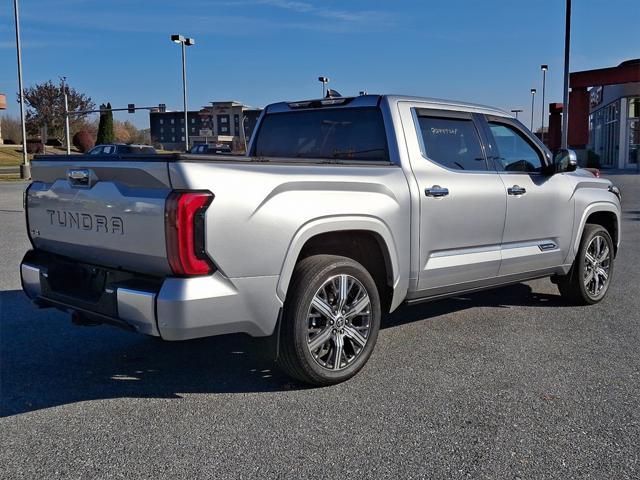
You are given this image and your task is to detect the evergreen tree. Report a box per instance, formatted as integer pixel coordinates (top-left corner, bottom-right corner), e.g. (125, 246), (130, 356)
(96, 102), (115, 144)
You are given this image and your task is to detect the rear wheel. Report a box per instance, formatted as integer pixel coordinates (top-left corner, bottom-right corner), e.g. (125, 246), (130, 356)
(278, 255), (381, 386)
(557, 224), (614, 305)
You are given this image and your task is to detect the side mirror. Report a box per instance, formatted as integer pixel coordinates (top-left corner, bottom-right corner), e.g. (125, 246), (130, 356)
(553, 148), (578, 173)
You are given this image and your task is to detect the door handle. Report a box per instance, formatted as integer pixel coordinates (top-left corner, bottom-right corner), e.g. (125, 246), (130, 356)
(67, 168), (90, 186)
(425, 185), (449, 197)
(507, 185), (526, 196)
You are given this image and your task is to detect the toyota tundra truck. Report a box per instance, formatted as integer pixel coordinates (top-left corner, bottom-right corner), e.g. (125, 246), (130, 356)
(20, 94), (622, 385)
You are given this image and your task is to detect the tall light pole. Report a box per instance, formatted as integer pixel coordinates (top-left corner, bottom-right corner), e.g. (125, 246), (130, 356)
(13, 0), (29, 178)
(171, 34), (195, 152)
(540, 64), (548, 143)
(561, 0), (572, 149)
(530, 88), (537, 132)
(318, 76), (329, 98)
(511, 109), (523, 119)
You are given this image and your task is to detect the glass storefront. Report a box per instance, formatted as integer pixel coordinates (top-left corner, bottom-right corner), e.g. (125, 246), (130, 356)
(628, 97), (639, 167)
(589, 101), (620, 167)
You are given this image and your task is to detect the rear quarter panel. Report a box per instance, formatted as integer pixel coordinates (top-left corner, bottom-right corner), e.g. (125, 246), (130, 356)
(169, 161), (411, 307)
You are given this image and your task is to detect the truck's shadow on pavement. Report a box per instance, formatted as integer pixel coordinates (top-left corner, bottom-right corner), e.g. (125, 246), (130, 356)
(1, 284), (567, 417)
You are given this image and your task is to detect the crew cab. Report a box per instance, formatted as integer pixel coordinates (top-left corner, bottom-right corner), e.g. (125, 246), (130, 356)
(21, 95), (622, 385)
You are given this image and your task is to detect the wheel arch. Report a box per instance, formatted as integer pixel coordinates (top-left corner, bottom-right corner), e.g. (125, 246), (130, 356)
(276, 216), (407, 312)
(574, 202), (620, 256)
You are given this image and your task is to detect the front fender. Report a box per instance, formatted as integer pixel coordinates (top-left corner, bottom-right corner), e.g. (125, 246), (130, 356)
(572, 201), (621, 256)
(277, 215), (409, 312)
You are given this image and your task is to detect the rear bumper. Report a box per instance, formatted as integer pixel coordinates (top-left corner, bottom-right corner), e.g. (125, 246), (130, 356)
(21, 251), (282, 340)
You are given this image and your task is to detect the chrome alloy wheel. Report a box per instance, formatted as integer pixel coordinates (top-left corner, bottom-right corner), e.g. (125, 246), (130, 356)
(306, 274), (372, 371)
(584, 235), (611, 297)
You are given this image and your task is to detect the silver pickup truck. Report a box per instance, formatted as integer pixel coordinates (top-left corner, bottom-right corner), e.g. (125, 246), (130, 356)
(21, 94), (622, 385)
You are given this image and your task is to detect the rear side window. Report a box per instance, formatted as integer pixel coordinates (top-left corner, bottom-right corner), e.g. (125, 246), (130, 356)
(488, 122), (543, 173)
(416, 115), (487, 171)
(254, 107), (389, 162)
(123, 146), (155, 154)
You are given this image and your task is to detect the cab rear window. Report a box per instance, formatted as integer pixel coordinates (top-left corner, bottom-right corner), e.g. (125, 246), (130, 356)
(253, 107), (389, 162)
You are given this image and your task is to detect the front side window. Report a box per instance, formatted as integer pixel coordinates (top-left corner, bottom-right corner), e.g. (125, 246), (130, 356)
(488, 123), (543, 172)
(254, 107), (389, 161)
(416, 115), (487, 170)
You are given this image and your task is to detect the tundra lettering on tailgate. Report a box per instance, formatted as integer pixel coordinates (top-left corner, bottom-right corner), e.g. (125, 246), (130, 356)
(46, 209), (124, 234)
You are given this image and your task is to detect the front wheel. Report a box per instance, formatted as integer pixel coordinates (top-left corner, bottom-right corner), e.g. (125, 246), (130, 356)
(278, 255), (381, 386)
(557, 224), (614, 305)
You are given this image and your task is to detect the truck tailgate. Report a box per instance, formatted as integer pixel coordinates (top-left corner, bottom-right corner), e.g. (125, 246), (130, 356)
(26, 158), (173, 276)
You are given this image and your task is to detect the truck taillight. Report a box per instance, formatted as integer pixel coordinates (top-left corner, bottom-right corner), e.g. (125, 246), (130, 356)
(165, 191), (214, 276)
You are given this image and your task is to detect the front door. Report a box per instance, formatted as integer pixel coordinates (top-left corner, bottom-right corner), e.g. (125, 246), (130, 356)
(482, 116), (574, 275)
(403, 106), (507, 294)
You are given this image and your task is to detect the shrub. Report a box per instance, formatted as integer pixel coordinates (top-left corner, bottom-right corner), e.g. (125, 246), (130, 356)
(73, 130), (94, 153)
(25, 139), (44, 154)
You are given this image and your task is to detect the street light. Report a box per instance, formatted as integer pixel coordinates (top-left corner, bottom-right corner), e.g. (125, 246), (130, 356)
(511, 109), (523, 119)
(530, 88), (537, 132)
(540, 64), (548, 143)
(171, 34), (195, 152)
(561, 0), (572, 149)
(318, 76), (329, 98)
(13, 0), (28, 178)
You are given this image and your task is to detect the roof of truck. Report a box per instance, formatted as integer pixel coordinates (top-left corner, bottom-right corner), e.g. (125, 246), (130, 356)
(382, 95), (511, 117)
(267, 94), (512, 118)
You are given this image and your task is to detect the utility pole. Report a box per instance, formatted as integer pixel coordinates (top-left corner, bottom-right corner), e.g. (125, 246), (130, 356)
(318, 76), (329, 98)
(13, 0), (29, 178)
(62, 77), (71, 155)
(561, 0), (572, 149)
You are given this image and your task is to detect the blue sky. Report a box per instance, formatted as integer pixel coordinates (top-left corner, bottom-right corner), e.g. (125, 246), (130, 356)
(1, 0), (638, 129)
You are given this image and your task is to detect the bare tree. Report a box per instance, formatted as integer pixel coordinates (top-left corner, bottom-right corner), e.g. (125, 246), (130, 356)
(21, 79), (94, 141)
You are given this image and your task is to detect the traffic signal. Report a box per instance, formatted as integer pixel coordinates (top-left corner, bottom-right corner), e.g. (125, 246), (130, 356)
(128, 104), (135, 114)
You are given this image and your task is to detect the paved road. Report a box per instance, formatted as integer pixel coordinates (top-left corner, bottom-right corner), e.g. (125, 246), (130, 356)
(1, 175), (639, 479)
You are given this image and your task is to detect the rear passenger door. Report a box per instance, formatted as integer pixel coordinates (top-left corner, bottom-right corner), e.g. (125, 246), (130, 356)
(481, 116), (574, 275)
(403, 107), (507, 294)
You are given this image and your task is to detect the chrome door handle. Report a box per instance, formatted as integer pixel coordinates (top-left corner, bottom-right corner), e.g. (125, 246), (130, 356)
(507, 185), (526, 196)
(67, 168), (90, 186)
(425, 185), (449, 197)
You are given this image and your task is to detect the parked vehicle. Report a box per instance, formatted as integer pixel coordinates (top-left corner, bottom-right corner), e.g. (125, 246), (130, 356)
(190, 144), (232, 155)
(87, 144), (156, 155)
(21, 95), (622, 385)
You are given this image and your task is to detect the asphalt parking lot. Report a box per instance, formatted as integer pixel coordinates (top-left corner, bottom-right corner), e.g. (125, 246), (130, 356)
(1, 174), (638, 479)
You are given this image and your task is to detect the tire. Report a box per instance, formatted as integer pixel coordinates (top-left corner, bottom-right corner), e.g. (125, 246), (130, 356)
(556, 224), (615, 305)
(278, 255), (381, 386)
